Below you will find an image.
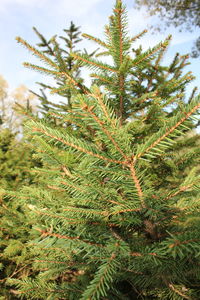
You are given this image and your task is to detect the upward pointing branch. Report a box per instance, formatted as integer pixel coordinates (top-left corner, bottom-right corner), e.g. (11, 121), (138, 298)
(129, 162), (145, 208)
(82, 103), (128, 160)
(32, 126), (125, 166)
(116, 3), (125, 123)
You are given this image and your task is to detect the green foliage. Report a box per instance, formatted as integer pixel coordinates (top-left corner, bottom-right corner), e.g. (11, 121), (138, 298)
(0, 21), (84, 299)
(8, 0), (200, 299)
(0, 129), (36, 189)
(0, 129), (42, 298)
(29, 21), (85, 117)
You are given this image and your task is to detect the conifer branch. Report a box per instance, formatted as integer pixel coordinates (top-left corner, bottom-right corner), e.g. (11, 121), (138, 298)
(130, 251), (157, 257)
(29, 244), (71, 255)
(130, 29), (147, 42)
(132, 38), (170, 66)
(24, 62), (89, 95)
(146, 45), (168, 91)
(169, 238), (200, 249)
(63, 207), (108, 217)
(50, 72), (89, 95)
(129, 163), (145, 208)
(31, 125), (125, 165)
(82, 33), (109, 48)
(32, 26), (55, 56)
(34, 259), (69, 265)
(36, 228), (105, 248)
(188, 87), (198, 103)
(137, 97), (200, 160)
(161, 93), (184, 108)
(82, 103), (127, 159)
(35, 210), (84, 224)
(90, 73), (113, 84)
(47, 185), (65, 191)
(109, 208), (141, 216)
(130, 252), (143, 257)
(113, 1), (128, 121)
(117, 6), (123, 65)
(61, 166), (73, 178)
(23, 63), (60, 77)
(16, 37), (58, 69)
(50, 111), (89, 129)
(60, 180), (85, 192)
(95, 50), (110, 57)
(59, 72), (89, 95)
(49, 84), (75, 95)
(9, 280), (82, 296)
(72, 53), (118, 73)
(168, 284), (192, 300)
(165, 183), (194, 200)
(132, 92), (158, 105)
(80, 251), (118, 300)
(105, 25), (112, 45)
(107, 199), (126, 206)
(89, 88), (116, 129)
(119, 74), (125, 121)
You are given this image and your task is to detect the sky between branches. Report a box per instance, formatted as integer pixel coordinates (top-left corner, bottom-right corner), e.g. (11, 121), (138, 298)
(0, 0), (199, 98)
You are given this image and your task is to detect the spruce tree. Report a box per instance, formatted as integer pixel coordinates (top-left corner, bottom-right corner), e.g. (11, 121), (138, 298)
(0, 23), (83, 299)
(0, 128), (42, 299)
(8, 1), (200, 299)
(0, 81), (40, 298)
(30, 21), (84, 117)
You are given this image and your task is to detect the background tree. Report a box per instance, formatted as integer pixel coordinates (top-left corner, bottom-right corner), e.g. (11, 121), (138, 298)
(0, 79), (40, 298)
(30, 21), (86, 118)
(0, 75), (8, 126)
(0, 128), (42, 299)
(134, 0), (200, 58)
(0, 22), (84, 299)
(4, 0), (200, 298)
(0, 75), (38, 133)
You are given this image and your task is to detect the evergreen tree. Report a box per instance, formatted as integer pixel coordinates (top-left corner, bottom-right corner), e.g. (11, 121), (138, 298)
(8, 1), (200, 299)
(0, 81), (39, 298)
(0, 22), (83, 298)
(0, 75), (37, 132)
(30, 21), (84, 118)
(0, 128), (42, 299)
(0, 130), (35, 189)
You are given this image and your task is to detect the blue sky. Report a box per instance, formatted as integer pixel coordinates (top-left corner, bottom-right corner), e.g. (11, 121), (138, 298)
(0, 0), (199, 98)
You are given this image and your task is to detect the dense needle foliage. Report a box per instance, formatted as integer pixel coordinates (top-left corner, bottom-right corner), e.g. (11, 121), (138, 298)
(0, 129), (41, 299)
(5, 1), (200, 299)
(0, 22), (83, 299)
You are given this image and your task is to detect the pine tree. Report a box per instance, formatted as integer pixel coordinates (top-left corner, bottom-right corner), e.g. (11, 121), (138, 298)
(8, 1), (200, 299)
